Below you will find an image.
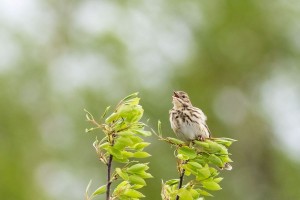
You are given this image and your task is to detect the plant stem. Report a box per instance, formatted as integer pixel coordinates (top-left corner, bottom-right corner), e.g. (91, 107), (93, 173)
(176, 168), (185, 200)
(106, 154), (113, 200)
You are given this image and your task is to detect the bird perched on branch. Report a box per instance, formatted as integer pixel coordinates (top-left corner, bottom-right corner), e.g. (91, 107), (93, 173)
(169, 91), (211, 141)
(169, 91), (232, 170)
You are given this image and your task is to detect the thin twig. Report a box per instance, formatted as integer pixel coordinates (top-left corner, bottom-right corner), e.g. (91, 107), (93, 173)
(106, 154), (113, 200)
(176, 168), (185, 200)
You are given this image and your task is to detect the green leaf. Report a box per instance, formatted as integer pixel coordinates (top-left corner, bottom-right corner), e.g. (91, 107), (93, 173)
(101, 106), (111, 119)
(116, 104), (144, 123)
(105, 112), (119, 124)
(120, 92), (139, 103)
(197, 166), (211, 180)
(178, 146), (197, 159)
(206, 141), (227, 154)
(178, 188), (193, 200)
(137, 171), (153, 179)
(121, 151), (134, 158)
(198, 189), (213, 197)
(202, 181), (222, 191)
(194, 140), (209, 148)
(133, 142), (151, 151)
(127, 164), (149, 173)
(214, 177), (223, 183)
(107, 146), (123, 159)
(131, 184), (144, 189)
(84, 109), (94, 121)
(133, 152), (151, 158)
(91, 185), (106, 197)
(116, 168), (129, 180)
(208, 154), (223, 167)
(209, 167), (219, 176)
(134, 130), (152, 137)
(117, 130), (134, 136)
(129, 175), (146, 186)
(123, 189), (145, 198)
(128, 135), (143, 144)
(188, 161), (202, 169)
(85, 180), (92, 198)
(114, 136), (133, 150)
(113, 156), (129, 163)
(215, 137), (237, 142)
(183, 164), (198, 176)
(166, 137), (185, 145)
(158, 120), (162, 136)
(113, 181), (130, 196)
(220, 155), (233, 163)
(99, 142), (110, 149)
(165, 179), (179, 186)
(177, 153), (189, 161)
(190, 189), (200, 199)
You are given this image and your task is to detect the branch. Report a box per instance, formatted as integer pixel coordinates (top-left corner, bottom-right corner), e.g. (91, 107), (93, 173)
(176, 168), (185, 200)
(106, 154), (113, 200)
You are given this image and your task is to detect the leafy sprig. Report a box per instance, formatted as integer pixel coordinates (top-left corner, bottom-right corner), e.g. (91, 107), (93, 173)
(156, 121), (236, 200)
(85, 93), (152, 200)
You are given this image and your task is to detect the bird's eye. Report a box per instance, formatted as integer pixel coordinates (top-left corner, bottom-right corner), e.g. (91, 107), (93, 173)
(182, 95), (186, 98)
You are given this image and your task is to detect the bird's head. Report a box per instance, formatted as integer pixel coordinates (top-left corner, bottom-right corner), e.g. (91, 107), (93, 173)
(172, 91), (192, 108)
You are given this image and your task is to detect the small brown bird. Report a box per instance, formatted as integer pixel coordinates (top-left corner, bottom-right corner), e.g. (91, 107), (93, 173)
(169, 91), (232, 170)
(169, 91), (211, 141)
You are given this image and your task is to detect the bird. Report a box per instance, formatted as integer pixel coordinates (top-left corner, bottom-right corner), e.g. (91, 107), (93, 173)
(169, 91), (211, 141)
(169, 91), (232, 170)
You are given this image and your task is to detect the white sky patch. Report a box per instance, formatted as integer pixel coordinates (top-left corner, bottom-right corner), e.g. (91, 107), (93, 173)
(261, 69), (300, 160)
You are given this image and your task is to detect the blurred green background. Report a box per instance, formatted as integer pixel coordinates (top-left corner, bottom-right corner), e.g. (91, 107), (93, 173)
(1, 0), (300, 200)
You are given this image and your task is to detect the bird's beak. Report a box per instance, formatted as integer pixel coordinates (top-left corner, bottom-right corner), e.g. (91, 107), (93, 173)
(173, 91), (179, 98)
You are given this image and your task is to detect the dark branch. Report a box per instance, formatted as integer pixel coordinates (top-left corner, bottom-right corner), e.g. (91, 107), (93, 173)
(176, 168), (185, 200)
(106, 154), (113, 200)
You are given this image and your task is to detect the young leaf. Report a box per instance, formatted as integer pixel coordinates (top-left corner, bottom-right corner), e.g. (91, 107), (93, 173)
(134, 130), (152, 137)
(166, 137), (185, 145)
(133, 152), (151, 158)
(197, 166), (211, 180)
(114, 136), (133, 150)
(91, 185), (106, 197)
(178, 188), (193, 200)
(107, 146), (123, 159)
(165, 179), (180, 186)
(85, 180), (92, 200)
(133, 142), (151, 151)
(178, 146), (197, 159)
(137, 171), (153, 179)
(158, 120), (162, 136)
(194, 140), (209, 148)
(116, 168), (129, 180)
(123, 189), (145, 198)
(121, 93), (139, 104)
(208, 154), (223, 167)
(198, 189), (213, 197)
(188, 161), (202, 169)
(101, 106), (111, 119)
(214, 177), (223, 183)
(202, 181), (222, 191)
(129, 175), (146, 186)
(127, 164), (149, 173)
